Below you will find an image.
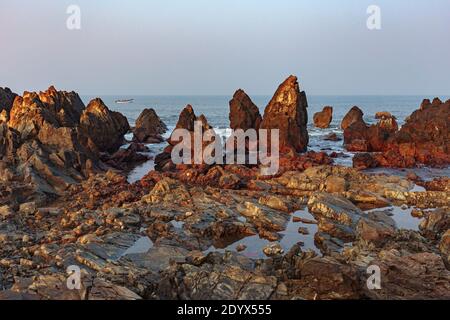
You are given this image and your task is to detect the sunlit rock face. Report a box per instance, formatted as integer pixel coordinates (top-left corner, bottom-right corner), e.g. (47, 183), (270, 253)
(313, 106), (333, 129)
(0, 87), (133, 205)
(80, 98), (129, 153)
(352, 98), (450, 169)
(260, 75), (309, 154)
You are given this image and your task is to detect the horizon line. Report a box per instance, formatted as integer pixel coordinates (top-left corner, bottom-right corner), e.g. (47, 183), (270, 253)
(79, 93), (450, 97)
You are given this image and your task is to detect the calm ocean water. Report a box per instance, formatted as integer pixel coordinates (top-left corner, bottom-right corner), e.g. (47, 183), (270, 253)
(81, 95), (450, 182)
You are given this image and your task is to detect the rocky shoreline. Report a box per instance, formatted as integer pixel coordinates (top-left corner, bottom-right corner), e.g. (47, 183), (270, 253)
(0, 77), (449, 300)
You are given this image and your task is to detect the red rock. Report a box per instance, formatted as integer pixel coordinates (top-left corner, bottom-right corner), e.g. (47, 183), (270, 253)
(343, 120), (369, 151)
(344, 111), (398, 153)
(132, 108), (167, 143)
(155, 105), (214, 171)
(313, 106), (333, 129)
(341, 106), (364, 130)
(80, 98), (130, 153)
(375, 111), (398, 132)
(359, 98), (450, 168)
(417, 177), (450, 192)
(352, 153), (380, 170)
(260, 75), (309, 154)
(229, 89), (262, 131)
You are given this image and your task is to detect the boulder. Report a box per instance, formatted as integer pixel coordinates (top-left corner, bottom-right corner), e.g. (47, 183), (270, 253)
(260, 75), (309, 154)
(132, 108), (167, 143)
(313, 106), (333, 128)
(341, 106), (364, 130)
(229, 89), (262, 131)
(80, 98), (130, 153)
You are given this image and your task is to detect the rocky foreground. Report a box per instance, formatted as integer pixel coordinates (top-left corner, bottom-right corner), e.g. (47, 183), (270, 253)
(0, 78), (449, 300)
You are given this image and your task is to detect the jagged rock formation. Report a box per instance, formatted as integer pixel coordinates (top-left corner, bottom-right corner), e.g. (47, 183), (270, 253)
(79, 98), (129, 153)
(260, 75), (309, 154)
(341, 106), (364, 130)
(229, 89), (262, 131)
(154, 105), (213, 171)
(0, 87), (131, 206)
(352, 98), (450, 168)
(132, 108), (167, 143)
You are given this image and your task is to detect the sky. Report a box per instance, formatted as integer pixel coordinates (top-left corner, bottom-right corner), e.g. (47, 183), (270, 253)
(0, 0), (449, 96)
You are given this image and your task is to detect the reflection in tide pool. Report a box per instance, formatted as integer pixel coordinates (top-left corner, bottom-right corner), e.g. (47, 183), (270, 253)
(203, 209), (320, 259)
(366, 206), (422, 231)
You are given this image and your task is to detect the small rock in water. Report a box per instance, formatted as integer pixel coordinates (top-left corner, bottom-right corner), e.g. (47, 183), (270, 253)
(263, 242), (284, 257)
(406, 171), (420, 181)
(292, 216), (317, 224)
(298, 227), (309, 235)
(401, 204), (409, 210)
(236, 244), (247, 252)
(313, 106), (333, 129)
(323, 132), (341, 141)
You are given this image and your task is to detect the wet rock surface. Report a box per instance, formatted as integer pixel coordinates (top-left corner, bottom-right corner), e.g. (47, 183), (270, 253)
(0, 163), (448, 300)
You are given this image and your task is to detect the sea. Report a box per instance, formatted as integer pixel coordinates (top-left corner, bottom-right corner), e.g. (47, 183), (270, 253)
(81, 95), (450, 183)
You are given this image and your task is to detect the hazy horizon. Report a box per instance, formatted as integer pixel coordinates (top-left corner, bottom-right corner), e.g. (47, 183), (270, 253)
(1, 0), (449, 96)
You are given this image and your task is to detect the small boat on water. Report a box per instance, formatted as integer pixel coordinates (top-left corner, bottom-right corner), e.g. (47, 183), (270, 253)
(115, 98), (134, 104)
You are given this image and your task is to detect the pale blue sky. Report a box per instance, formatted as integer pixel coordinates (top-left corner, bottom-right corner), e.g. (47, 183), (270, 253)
(0, 0), (449, 95)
